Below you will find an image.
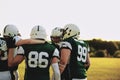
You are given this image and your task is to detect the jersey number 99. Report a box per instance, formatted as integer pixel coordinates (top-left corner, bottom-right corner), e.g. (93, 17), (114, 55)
(77, 45), (87, 63)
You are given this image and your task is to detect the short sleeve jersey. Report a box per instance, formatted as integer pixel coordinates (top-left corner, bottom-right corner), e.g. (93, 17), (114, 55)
(60, 37), (90, 79)
(17, 42), (59, 80)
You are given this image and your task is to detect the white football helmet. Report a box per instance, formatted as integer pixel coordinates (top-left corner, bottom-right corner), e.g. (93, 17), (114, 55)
(3, 24), (20, 37)
(30, 25), (47, 40)
(51, 27), (63, 38)
(63, 24), (80, 39)
(50, 27), (63, 44)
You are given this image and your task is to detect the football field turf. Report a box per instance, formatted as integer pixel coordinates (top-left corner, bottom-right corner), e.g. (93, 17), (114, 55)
(18, 58), (120, 80)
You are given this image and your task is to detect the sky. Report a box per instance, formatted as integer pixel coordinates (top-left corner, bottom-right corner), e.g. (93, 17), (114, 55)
(0, 0), (120, 41)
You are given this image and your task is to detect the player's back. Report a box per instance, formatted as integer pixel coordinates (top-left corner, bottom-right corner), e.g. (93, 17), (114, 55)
(64, 37), (89, 79)
(20, 42), (57, 80)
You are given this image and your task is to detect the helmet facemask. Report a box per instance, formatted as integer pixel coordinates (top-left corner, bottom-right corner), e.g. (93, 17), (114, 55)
(50, 27), (63, 44)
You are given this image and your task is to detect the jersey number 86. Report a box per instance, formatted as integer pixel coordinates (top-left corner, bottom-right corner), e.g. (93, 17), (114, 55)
(28, 51), (49, 68)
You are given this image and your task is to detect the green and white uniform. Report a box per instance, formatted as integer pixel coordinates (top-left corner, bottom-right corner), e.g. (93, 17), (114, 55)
(0, 37), (11, 80)
(0, 37), (21, 80)
(51, 41), (71, 80)
(60, 37), (89, 80)
(17, 42), (59, 80)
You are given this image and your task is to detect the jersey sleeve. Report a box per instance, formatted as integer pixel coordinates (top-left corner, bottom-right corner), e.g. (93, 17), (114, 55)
(60, 41), (72, 50)
(52, 48), (60, 58)
(13, 36), (21, 44)
(17, 46), (25, 55)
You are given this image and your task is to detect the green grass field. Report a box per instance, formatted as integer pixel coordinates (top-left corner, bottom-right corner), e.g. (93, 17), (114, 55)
(18, 58), (120, 80)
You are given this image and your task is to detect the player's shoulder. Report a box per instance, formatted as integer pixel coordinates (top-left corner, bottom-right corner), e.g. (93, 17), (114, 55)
(75, 39), (87, 44)
(13, 36), (21, 43)
(77, 39), (90, 48)
(45, 42), (56, 48)
(59, 41), (72, 50)
(41, 42), (58, 53)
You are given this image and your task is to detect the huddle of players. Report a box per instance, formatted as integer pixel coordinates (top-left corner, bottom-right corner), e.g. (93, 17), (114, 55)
(0, 24), (90, 80)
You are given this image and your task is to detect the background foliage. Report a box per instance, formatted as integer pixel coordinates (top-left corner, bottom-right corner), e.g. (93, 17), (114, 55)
(87, 39), (120, 57)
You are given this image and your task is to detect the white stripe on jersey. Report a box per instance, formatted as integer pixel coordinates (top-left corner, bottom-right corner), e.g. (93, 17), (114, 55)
(17, 46), (24, 55)
(60, 41), (72, 50)
(53, 48), (59, 57)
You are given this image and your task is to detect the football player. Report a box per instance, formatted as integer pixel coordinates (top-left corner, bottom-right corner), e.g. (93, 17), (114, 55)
(50, 27), (71, 80)
(0, 24), (21, 80)
(50, 27), (63, 50)
(8, 25), (61, 80)
(0, 37), (11, 80)
(59, 24), (90, 80)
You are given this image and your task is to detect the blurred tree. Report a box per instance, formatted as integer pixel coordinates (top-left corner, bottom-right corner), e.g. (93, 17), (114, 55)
(86, 39), (119, 57)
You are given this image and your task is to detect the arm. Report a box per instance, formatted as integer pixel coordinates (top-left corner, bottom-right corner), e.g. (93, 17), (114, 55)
(8, 48), (24, 67)
(59, 48), (71, 74)
(51, 57), (61, 80)
(16, 39), (45, 46)
(84, 53), (90, 71)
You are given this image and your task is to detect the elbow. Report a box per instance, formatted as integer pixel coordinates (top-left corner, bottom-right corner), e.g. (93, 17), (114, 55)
(8, 58), (15, 67)
(8, 61), (19, 67)
(88, 61), (91, 67)
(8, 59), (18, 67)
(8, 61), (14, 67)
(85, 63), (90, 71)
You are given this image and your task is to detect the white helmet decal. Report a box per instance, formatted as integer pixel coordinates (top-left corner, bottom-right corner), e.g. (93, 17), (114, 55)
(30, 25), (47, 40)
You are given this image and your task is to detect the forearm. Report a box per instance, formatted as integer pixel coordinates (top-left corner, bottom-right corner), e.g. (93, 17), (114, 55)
(85, 53), (90, 71)
(8, 48), (15, 67)
(16, 39), (45, 46)
(84, 63), (90, 71)
(59, 49), (71, 74)
(52, 63), (61, 80)
(59, 62), (66, 74)
(8, 48), (24, 67)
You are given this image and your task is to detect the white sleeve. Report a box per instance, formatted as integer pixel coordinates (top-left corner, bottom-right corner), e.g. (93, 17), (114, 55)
(13, 36), (22, 44)
(60, 41), (72, 50)
(51, 63), (61, 80)
(53, 48), (60, 58)
(17, 46), (24, 55)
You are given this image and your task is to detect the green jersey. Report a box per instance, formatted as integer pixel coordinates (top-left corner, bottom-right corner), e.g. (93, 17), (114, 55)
(0, 37), (8, 71)
(17, 42), (59, 80)
(60, 37), (89, 79)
